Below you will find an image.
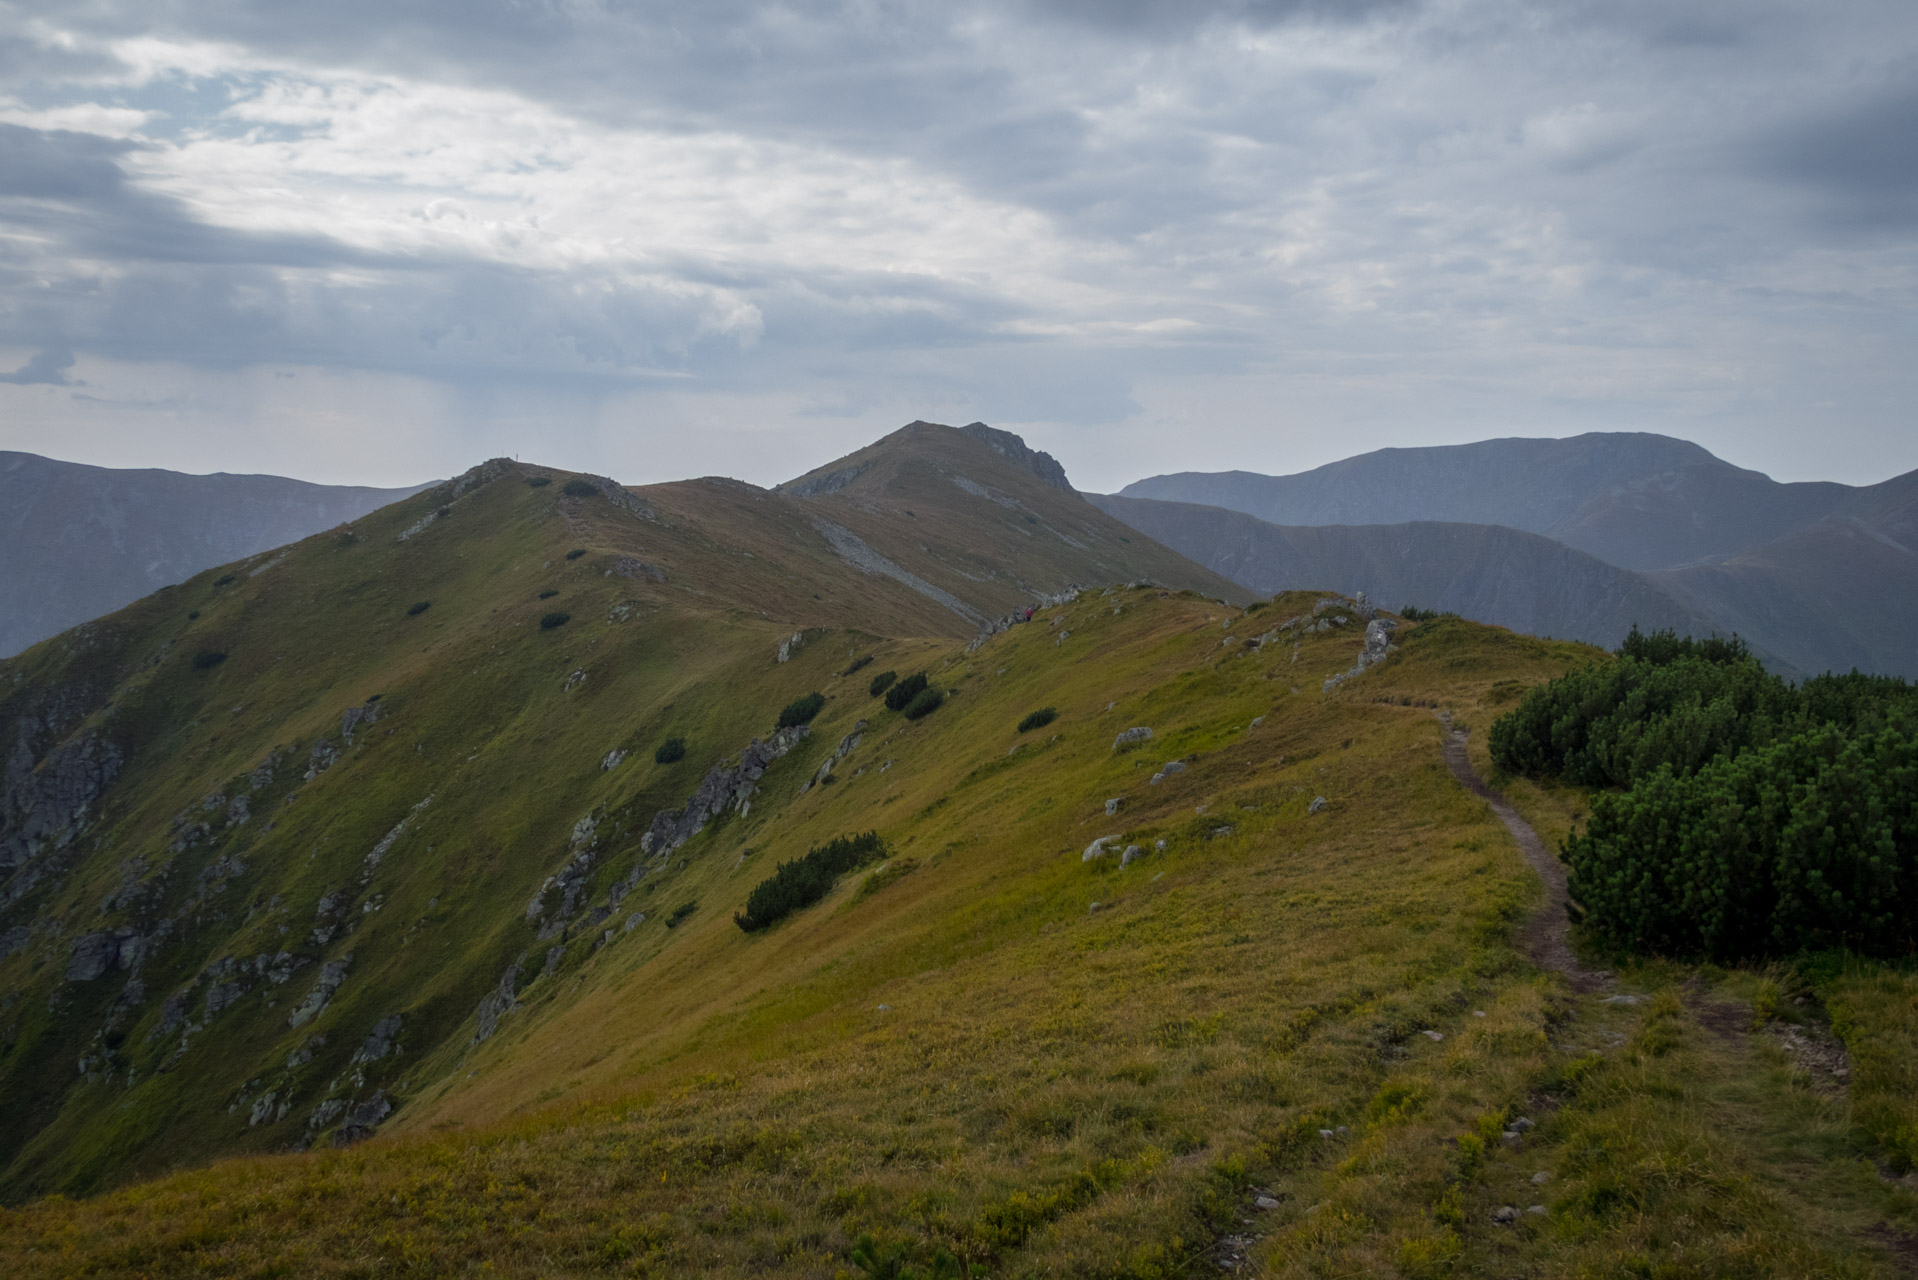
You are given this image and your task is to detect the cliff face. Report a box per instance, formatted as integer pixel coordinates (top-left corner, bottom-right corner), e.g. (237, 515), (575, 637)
(0, 452), (430, 657)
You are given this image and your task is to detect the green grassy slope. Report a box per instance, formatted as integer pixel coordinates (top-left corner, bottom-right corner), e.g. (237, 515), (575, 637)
(0, 429), (1241, 1203)
(4, 583), (1914, 1278)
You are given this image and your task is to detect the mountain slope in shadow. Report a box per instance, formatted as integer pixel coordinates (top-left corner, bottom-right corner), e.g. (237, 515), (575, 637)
(1120, 432), (1852, 572)
(0, 452), (433, 658)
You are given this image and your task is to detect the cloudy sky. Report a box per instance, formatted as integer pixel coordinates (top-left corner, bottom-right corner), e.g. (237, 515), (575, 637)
(1, 1), (1914, 492)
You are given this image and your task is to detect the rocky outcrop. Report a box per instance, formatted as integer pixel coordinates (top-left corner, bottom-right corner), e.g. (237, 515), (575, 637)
(1323, 617), (1398, 692)
(353, 1015), (403, 1064)
(959, 422), (1075, 493)
(640, 725), (811, 858)
(287, 955), (352, 1030)
(1, 723), (123, 904)
(333, 1091), (393, 1146)
(472, 960), (521, 1044)
(1113, 727), (1153, 750)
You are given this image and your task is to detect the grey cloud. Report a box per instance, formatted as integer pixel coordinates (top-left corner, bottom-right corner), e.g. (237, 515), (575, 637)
(0, 346), (77, 386)
(1759, 83), (1918, 229)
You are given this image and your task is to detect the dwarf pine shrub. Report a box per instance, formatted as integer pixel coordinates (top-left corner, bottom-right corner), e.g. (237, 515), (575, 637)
(1495, 627), (1918, 960)
(407, 600), (431, 616)
(526, 475), (551, 488)
(1017, 707), (1057, 733)
(902, 687), (944, 720)
(884, 672), (928, 711)
(869, 670), (897, 698)
(565, 548), (586, 560)
(540, 611), (571, 630)
(842, 654), (874, 677)
(734, 832), (886, 932)
(191, 650), (227, 670)
(777, 692), (826, 729)
(562, 479), (597, 497)
(655, 737), (686, 764)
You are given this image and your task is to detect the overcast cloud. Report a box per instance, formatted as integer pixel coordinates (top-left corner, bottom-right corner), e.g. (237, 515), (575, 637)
(1, 0), (1914, 491)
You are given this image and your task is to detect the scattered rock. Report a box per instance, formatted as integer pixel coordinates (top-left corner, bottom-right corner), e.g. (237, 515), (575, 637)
(1105, 797), (1123, 816)
(1603, 994), (1644, 1006)
(287, 955), (352, 1029)
(601, 749), (626, 771)
(1526, 1204), (1547, 1216)
(354, 1014), (404, 1064)
(1492, 1205), (1520, 1225)
(287, 1035), (326, 1068)
(334, 1091), (392, 1146)
(472, 962), (520, 1044)
(640, 725), (811, 858)
(1323, 617), (1399, 691)
(875, 1004), (892, 1012)
(776, 632), (805, 664)
(1531, 1171), (1550, 1185)
(1511, 1116), (1535, 1131)
(1083, 837), (1116, 862)
(1112, 726), (1153, 750)
(1421, 1029), (1444, 1042)
(1308, 796), (1327, 814)
(1253, 1195), (1281, 1211)
(1120, 845), (1145, 868)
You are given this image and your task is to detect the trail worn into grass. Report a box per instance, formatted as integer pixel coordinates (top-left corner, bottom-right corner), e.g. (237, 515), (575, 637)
(1439, 717), (1603, 990)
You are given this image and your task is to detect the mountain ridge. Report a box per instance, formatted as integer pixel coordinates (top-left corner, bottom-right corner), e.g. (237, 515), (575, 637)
(0, 451), (433, 659)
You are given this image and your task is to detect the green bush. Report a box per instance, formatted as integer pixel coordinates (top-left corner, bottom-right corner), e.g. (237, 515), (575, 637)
(1564, 723), (1918, 960)
(538, 589), (559, 599)
(735, 832), (887, 932)
(842, 654), (874, 677)
(902, 687), (944, 720)
(667, 901), (697, 928)
(869, 670), (897, 698)
(1017, 707), (1057, 733)
(540, 611), (571, 630)
(1494, 626), (1918, 962)
(562, 479), (597, 498)
(407, 600), (431, 616)
(213, 574), (236, 588)
(191, 650), (227, 670)
(777, 692), (826, 729)
(884, 672), (928, 711)
(565, 548), (586, 561)
(1400, 605), (1456, 622)
(527, 476), (551, 488)
(655, 737), (686, 764)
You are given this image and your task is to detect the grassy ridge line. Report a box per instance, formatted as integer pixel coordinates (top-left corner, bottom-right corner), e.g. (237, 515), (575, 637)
(2, 591), (1589, 1276)
(0, 463), (963, 1199)
(8, 588), (1914, 1278)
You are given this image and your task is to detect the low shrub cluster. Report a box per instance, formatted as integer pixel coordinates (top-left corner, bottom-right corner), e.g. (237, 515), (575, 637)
(540, 611), (571, 630)
(539, 589), (559, 599)
(1399, 605), (1457, 622)
(191, 650), (227, 670)
(526, 475), (551, 488)
(1566, 723), (1918, 959)
(902, 687), (944, 720)
(666, 901), (697, 928)
(561, 479), (598, 497)
(654, 737), (686, 764)
(777, 692), (826, 729)
(407, 600), (431, 616)
(734, 832), (887, 932)
(884, 672), (928, 711)
(869, 670), (897, 698)
(564, 548), (587, 561)
(1017, 707), (1057, 733)
(1492, 627), (1918, 960)
(842, 654), (874, 677)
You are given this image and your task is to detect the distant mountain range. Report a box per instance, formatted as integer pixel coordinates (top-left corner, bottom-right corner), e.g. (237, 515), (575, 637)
(0, 453), (431, 657)
(1113, 433), (1918, 678)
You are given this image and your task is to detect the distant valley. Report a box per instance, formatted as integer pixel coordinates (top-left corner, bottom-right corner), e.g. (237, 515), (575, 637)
(0, 452), (432, 658)
(1112, 433), (1918, 678)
